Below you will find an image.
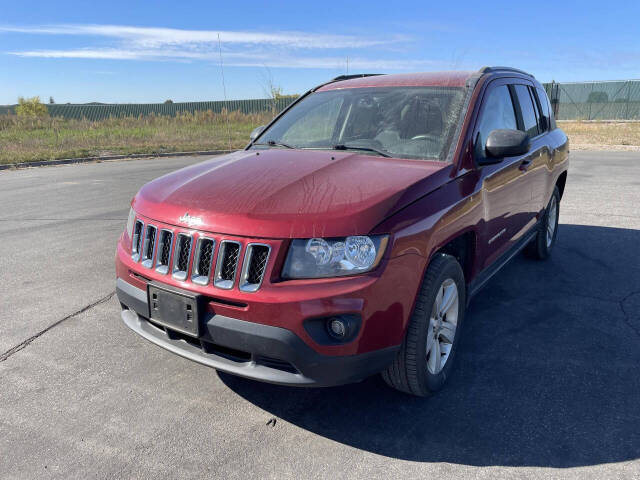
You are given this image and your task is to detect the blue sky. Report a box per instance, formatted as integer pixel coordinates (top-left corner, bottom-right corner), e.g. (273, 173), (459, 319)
(1, 0), (638, 104)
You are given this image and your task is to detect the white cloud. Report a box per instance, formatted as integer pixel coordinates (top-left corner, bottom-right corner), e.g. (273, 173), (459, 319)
(9, 47), (438, 70)
(10, 49), (149, 60)
(1, 23), (431, 70)
(0, 24), (406, 49)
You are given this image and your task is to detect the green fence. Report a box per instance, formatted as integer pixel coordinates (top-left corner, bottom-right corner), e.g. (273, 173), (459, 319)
(543, 80), (640, 121)
(0, 97), (297, 120)
(3, 80), (640, 121)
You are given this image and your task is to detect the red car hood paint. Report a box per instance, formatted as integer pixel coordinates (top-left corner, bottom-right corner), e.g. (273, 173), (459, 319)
(133, 149), (448, 238)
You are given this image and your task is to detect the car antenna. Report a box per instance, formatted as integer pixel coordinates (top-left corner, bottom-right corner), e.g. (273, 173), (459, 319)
(217, 33), (233, 152)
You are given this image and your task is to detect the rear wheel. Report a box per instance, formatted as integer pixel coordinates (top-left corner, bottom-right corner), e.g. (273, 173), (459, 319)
(526, 186), (560, 260)
(382, 253), (466, 396)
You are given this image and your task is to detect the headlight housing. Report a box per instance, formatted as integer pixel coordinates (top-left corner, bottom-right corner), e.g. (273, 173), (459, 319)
(126, 207), (136, 239)
(282, 235), (389, 279)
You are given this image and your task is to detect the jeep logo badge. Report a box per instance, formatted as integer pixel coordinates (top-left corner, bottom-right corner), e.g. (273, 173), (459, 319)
(178, 213), (203, 228)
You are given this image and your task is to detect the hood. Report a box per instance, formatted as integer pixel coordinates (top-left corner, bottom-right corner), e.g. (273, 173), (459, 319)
(133, 149), (449, 238)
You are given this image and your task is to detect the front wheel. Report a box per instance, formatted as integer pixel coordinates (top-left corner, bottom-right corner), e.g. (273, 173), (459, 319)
(526, 185), (560, 260)
(382, 253), (466, 396)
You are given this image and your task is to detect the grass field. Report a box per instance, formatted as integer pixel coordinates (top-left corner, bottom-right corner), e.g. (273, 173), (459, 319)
(558, 120), (640, 150)
(2, 114), (640, 165)
(0, 111), (273, 165)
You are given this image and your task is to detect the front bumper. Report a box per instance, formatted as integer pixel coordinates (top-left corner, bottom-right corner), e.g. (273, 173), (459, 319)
(117, 279), (399, 386)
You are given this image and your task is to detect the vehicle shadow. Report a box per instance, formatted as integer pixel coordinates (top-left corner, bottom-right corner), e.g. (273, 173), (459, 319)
(219, 224), (640, 467)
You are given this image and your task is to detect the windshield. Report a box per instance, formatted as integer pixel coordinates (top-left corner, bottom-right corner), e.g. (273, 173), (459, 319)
(252, 86), (466, 161)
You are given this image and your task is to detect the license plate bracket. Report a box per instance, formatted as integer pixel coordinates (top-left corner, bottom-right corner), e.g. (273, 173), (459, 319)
(147, 283), (200, 337)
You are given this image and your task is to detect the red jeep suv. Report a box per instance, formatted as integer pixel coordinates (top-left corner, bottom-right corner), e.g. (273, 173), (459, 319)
(116, 67), (568, 396)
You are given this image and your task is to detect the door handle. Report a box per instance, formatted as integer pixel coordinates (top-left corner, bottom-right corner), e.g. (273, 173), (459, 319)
(519, 158), (533, 171)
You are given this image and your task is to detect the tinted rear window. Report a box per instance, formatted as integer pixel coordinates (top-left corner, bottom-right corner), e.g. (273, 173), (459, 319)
(536, 87), (556, 130)
(513, 85), (539, 138)
(534, 87), (550, 132)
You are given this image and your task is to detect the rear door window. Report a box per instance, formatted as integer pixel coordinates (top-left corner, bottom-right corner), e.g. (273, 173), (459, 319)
(513, 85), (539, 138)
(534, 87), (549, 132)
(526, 86), (548, 133)
(536, 87), (555, 130)
(475, 85), (518, 158)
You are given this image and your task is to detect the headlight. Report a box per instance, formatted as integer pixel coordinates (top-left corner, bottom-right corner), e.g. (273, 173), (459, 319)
(126, 207), (136, 239)
(282, 235), (389, 279)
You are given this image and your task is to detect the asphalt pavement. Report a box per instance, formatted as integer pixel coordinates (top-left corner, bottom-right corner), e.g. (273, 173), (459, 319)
(1, 151), (639, 479)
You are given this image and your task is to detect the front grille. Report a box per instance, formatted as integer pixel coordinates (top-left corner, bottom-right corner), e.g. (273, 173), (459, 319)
(141, 225), (157, 268)
(155, 230), (173, 274)
(130, 221), (272, 291)
(214, 241), (241, 289)
(172, 233), (193, 281)
(239, 244), (271, 292)
(131, 220), (144, 261)
(191, 237), (215, 285)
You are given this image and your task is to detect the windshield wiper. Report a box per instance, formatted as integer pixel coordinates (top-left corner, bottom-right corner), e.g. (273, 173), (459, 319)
(253, 140), (295, 149)
(332, 144), (391, 157)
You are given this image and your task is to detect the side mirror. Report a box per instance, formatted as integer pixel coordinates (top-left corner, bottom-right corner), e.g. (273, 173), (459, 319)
(484, 129), (530, 160)
(250, 125), (266, 142)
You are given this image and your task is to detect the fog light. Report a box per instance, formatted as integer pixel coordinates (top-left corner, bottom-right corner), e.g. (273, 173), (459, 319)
(327, 318), (347, 339)
(304, 314), (361, 345)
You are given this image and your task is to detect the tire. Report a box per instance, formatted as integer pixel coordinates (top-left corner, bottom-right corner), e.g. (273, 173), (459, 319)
(382, 253), (466, 397)
(525, 186), (560, 260)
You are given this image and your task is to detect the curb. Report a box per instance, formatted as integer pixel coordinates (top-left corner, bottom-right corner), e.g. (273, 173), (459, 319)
(0, 149), (235, 171)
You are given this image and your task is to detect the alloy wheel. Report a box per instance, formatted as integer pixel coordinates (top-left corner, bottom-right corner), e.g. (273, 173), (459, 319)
(426, 278), (459, 375)
(546, 195), (558, 247)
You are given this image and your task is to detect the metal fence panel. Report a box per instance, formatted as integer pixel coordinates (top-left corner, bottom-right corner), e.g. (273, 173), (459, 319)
(0, 98), (297, 120)
(543, 80), (640, 120)
(4, 81), (640, 121)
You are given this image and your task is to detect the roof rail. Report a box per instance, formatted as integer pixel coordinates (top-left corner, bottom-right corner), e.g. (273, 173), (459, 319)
(479, 66), (533, 77)
(312, 73), (385, 91)
(330, 73), (384, 82)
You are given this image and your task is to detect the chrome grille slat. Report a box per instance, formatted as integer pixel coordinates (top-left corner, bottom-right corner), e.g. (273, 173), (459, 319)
(132, 222), (271, 291)
(191, 237), (216, 285)
(172, 233), (193, 281)
(239, 244), (271, 292)
(214, 241), (241, 289)
(131, 220), (144, 262)
(141, 225), (157, 268)
(155, 229), (173, 275)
